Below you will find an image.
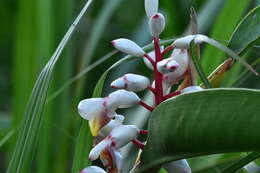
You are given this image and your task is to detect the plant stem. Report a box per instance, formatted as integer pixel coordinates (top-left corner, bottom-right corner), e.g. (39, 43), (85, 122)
(153, 37), (164, 105)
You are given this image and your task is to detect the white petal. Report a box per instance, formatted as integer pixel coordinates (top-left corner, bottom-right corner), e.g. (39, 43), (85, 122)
(149, 13), (165, 38)
(80, 166), (107, 173)
(78, 98), (105, 120)
(157, 58), (179, 74)
(89, 139), (111, 161)
(110, 125), (139, 148)
(164, 49), (189, 84)
(181, 86), (203, 94)
(112, 38), (145, 57)
(111, 74), (150, 92)
(111, 148), (124, 172)
(163, 159), (191, 173)
(108, 90), (140, 108)
(145, 0), (158, 17)
(98, 115), (125, 138)
(172, 35), (196, 49)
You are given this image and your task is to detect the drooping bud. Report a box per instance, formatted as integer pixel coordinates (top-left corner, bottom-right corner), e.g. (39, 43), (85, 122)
(163, 159), (192, 173)
(89, 125), (140, 161)
(172, 34), (208, 49)
(164, 49), (189, 85)
(181, 86), (203, 94)
(149, 13), (165, 38)
(98, 114), (125, 139)
(108, 90), (140, 108)
(145, 0), (158, 17)
(80, 166), (107, 173)
(111, 73), (150, 92)
(112, 38), (145, 57)
(143, 46), (164, 70)
(157, 58), (179, 74)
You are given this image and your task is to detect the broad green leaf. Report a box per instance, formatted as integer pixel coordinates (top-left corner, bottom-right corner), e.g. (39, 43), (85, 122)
(228, 6), (260, 54)
(139, 88), (260, 172)
(7, 1), (93, 172)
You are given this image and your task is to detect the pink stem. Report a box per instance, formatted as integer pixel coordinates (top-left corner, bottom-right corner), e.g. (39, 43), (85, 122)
(131, 139), (145, 149)
(163, 90), (181, 100)
(144, 54), (156, 67)
(139, 101), (154, 112)
(139, 130), (148, 135)
(153, 37), (163, 105)
(161, 45), (174, 55)
(148, 86), (156, 94)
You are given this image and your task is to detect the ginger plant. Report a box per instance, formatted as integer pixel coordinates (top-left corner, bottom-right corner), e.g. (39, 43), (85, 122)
(77, 0), (257, 172)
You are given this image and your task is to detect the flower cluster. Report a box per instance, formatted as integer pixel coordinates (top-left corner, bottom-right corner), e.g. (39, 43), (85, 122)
(78, 0), (205, 172)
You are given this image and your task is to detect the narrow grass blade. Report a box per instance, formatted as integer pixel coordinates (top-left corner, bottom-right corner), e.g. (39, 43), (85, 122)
(221, 152), (260, 173)
(0, 129), (15, 148)
(7, 1), (93, 172)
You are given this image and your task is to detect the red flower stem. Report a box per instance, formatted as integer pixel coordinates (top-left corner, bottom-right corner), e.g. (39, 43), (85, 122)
(148, 86), (156, 94)
(163, 90), (181, 100)
(161, 45), (174, 55)
(139, 130), (148, 135)
(153, 37), (163, 105)
(139, 101), (154, 112)
(131, 139), (145, 149)
(144, 54), (156, 67)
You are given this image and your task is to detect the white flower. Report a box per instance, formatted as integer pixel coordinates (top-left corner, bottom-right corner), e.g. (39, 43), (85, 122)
(149, 13), (165, 38)
(112, 38), (145, 57)
(80, 166), (107, 173)
(145, 0), (158, 17)
(111, 73), (150, 92)
(163, 159), (191, 173)
(172, 34), (208, 49)
(89, 125), (140, 161)
(100, 147), (123, 173)
(157, 58), (179, 74)
(181, 86), (203, 93)
(108, 90), (140, 108)
(163, 49), (189, 85)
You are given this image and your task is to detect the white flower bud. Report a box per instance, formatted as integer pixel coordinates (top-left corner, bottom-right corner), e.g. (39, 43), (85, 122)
(80, 166), (107, 173)
(98, 114), (125, 139)
(157, 58), (179, 74)
(163, 159), (191, 173)
(111, 73), (150, 92)
(143, 46), (164, 70)
(108, 90), (140, 108)
(78, 98), (115, 120)
(112, 38), (145, 57)
(181, 86), (203, 94)
(110, 125), (140, 148)
(89, 139), (112, 161)
(164, 49), (189, 84)
(172, 34), (208, 49)
(145, 0), (158, 17)
(149, 13), (165, 38)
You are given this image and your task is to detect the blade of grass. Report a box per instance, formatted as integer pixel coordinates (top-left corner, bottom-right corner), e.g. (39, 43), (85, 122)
(0, 129), (15, 148)
(7, 1), (93, 172)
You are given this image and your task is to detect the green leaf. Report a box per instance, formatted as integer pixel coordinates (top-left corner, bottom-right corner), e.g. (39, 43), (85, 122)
(228, 6), (260, 54)
(221, 152), (260, 173)
(139, 88), (260, 172)
(7, 1), (93, 172)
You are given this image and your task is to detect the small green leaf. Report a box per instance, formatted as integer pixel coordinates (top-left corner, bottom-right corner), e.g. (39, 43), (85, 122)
(139, 88), (260, 172)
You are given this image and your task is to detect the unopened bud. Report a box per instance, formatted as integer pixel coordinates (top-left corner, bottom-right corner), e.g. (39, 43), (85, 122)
(172, 34), (208, 49)
(181, 86), (203, 93)
(80, 166), (106, 173)
(157, 58), (179, 74)
(149, 13), (165, 38)
(108, 90), (140, 108)
(163, 159), (191, 173)
(145, 0), (158, 17)
(112, 38), (145, 57)
(111, 73), (150, 92)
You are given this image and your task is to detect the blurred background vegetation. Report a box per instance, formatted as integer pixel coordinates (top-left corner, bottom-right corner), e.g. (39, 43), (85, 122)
(1, 0), (260, 172)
